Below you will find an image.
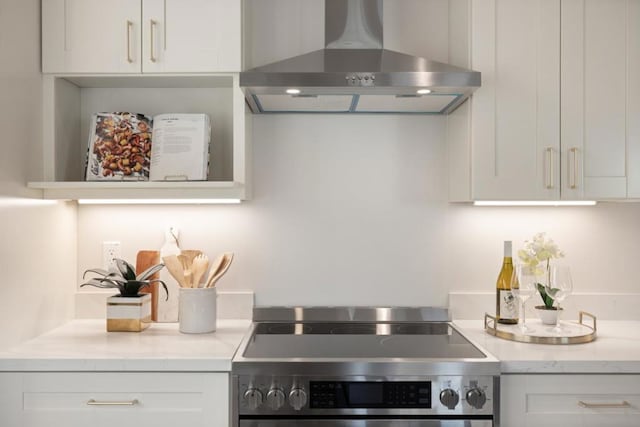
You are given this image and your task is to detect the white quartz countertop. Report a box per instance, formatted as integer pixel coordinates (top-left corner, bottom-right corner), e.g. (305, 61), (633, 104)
(455, 319), (640, 374)
(0, 319), (250, 372)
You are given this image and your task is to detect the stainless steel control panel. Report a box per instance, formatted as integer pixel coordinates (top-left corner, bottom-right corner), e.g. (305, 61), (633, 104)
(236, 375), (495, 416)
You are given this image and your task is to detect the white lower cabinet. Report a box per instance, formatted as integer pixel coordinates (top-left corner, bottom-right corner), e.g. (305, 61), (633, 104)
(501, 374), (640, 427)
(0, 372), (229, 427)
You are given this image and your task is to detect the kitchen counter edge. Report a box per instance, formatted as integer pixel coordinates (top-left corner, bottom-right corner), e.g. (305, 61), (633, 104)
(0, 319), (251, 372)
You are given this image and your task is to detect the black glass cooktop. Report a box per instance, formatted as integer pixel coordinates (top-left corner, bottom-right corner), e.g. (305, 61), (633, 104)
(243, 322), (486, 359)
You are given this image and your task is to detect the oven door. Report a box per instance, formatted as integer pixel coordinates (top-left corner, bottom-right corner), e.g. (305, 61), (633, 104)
(240, 421), (493, 427)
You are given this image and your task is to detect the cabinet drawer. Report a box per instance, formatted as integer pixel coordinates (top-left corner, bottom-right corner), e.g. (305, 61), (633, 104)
(18, 372), (228, 427)
(502, 374), (640, 427)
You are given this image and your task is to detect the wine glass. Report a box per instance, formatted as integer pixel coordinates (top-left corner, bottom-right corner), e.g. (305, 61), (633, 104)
(546, 265), (573, 334)
(510, 264), (537, 333)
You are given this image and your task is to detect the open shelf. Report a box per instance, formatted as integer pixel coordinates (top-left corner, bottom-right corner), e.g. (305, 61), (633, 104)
(30, 74), (251, 202)
(28, 181), (247, 200)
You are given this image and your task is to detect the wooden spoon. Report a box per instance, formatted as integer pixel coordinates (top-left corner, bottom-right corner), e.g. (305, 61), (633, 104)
(204, 254), (225, 288)
(177, 254), (192, 287)
(162, 255), (187, 288)
(207, 252), (234, 288)
(191, 254), (209, 288)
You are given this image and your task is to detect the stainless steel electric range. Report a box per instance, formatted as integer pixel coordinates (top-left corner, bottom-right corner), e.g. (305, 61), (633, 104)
(232, 307), (500, 427)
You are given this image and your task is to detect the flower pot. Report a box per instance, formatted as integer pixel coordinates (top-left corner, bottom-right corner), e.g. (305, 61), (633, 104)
(106, 293), (152, 332)
(535, 305), (562, 325)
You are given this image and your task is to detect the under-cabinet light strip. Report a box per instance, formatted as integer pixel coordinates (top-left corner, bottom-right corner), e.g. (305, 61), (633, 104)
(473, 200), (597, 207)
(77, 199), (241, 205)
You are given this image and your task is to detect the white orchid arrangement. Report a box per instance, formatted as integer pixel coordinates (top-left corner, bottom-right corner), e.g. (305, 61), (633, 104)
(517, 232), (564, 309)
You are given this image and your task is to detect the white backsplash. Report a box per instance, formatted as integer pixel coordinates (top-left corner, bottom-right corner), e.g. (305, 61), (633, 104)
(449, 292), (640, 321)
(76, 290), (254, 320)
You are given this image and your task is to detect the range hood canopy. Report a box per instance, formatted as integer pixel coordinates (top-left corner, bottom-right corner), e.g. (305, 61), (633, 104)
(240, 0), (481, 114)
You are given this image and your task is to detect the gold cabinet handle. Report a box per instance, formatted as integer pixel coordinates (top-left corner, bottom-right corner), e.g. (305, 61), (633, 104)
(569, 147), (579, 189)
(126, 20), (134, 63)
(578, 400), (631, 409)
(545, 147), (555, 189)
(87, 398), (139, 406)
(150, 19), (157, 63)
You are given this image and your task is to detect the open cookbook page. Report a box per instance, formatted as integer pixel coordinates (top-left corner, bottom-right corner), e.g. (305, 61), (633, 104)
(149, 114), (211, 181)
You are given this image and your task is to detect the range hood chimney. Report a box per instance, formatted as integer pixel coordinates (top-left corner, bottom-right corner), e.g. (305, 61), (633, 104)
(240, 0), (480, 114)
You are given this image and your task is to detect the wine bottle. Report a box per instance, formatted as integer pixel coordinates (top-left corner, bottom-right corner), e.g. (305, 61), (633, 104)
(496, 240), (518, 324)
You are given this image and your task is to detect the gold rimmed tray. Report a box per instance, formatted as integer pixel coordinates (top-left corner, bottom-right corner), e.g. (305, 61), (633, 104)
(484, 311), (597, 344)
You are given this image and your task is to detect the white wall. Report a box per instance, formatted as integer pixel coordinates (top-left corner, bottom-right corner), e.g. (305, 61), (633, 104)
(0, 0), (77, 350)
(77, 113), (640, 312)
(77, 115), (450, 306)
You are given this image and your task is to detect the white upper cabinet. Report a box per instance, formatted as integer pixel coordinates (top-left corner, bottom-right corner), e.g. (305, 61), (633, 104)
(42, 0), (241, 74)
(42, 0), (141, 73)
(142, 0), (241, 73)
(449, 0), (639, 201)
(562, 0), (640, 199)
(448, 0), (561, 201)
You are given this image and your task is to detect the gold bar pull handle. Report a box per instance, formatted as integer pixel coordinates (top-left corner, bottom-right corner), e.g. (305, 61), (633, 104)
(579, 311), (597, 332)
(150, 20), (157, 63)
(545, 147), (555, 189)
(569, 147), (579, 189)
(87, 398), (139, 406)
(578, 400), (631, 409)
(126, 20), (134, 63)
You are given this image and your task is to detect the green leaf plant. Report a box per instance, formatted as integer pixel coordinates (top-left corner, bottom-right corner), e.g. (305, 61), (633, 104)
(81, 258), (168, 299)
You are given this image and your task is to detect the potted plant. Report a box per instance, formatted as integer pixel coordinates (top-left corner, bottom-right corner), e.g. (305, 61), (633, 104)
(517, 233), (564, 325)
(82, 259), (168, 332)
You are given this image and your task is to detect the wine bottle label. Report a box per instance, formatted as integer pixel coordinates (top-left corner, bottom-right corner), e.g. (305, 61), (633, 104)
(499, 290), (518, 319)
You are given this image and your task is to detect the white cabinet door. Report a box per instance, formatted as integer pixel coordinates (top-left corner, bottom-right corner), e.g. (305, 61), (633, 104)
(623, 0), (640, 198)
(448, 0), (561, 201)
(0, 372), (229, 427)
(142, 0), (241, 73)
(561, 0), (637, 200)
(502, 374), (640, 427)
(42, 0), (141, 73)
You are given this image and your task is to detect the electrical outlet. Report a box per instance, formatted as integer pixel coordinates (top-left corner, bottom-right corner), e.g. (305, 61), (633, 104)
(103, 241), (121, 270)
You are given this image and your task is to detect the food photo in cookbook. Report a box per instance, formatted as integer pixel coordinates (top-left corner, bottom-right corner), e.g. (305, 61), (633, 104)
(85, 112), (153, 181)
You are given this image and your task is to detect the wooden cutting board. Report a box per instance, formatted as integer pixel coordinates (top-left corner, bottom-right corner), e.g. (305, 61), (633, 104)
(136, 250), (160, 321)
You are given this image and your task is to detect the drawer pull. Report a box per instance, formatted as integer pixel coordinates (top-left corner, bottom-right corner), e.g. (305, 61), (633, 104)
(87, 398), (139, 406)
(578, 400), (631, 409)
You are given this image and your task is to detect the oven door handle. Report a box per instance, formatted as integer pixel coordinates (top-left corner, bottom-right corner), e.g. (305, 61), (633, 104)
(240, 420), (493, 427)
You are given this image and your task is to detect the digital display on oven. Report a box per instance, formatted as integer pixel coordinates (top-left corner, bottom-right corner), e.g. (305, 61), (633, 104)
(309, 381), (431, 409)
(347, 383), (384, 405)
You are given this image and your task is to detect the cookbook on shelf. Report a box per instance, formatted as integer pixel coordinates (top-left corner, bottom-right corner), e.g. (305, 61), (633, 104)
(84, 112), (211, 182)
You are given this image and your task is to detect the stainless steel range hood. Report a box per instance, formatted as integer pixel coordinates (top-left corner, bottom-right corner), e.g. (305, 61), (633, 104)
(240, 0), (481, 114)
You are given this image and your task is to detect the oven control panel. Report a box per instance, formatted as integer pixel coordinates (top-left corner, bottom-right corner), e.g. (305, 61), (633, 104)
(310, 381), (431, 408)
(235, 375), (495, 416)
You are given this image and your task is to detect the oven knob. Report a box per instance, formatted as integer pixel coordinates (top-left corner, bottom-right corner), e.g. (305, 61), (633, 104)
(243, 388), (263, 410)
(439, 388), (460, 410)
(466, 387), (487, 409)
(266, 387), (286, 410)
(289, 387), (308, 411)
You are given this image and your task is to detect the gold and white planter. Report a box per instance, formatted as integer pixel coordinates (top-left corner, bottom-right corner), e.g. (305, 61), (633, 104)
(106, 293), (152, 332)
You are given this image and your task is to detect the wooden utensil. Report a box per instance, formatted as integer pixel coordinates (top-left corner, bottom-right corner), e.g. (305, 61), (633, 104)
(136, 250), (160, 321)
(204, 254), (226, 288)
(181, 249), (202, 266)
(191, 254), (209, 288)
(207, 252), (234, 288)
(176, 254), (192, 287)
(162, 255), (187, 288)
